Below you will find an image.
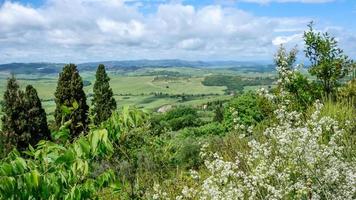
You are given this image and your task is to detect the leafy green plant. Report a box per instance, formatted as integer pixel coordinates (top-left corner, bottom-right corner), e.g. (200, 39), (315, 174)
(151, 107), (202, 133)
(0, 106), (150, 199)
(0, 127), (116, 199)
(304, 22), (353, 96)
(224, 92), (274, 130)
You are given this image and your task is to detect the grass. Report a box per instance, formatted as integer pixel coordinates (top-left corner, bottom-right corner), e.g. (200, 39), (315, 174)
(108, 76), (226, 95)
(0, 68), (275, 119)
(0, 70), (231, 118)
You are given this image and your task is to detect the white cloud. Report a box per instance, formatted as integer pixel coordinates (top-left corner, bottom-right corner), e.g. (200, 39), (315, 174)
(0, 0), (351, 63)
(272, 34), (302, 46)
(177, 38), (205, 50)
(0, 2), (46, 33)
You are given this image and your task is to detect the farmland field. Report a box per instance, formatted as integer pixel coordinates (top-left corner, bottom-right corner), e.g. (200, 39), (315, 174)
(0, 66), (276, 122)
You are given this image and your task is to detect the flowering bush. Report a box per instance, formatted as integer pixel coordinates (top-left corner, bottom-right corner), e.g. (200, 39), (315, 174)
(150, 100), (355, 200)
(274, 45), (321, 111)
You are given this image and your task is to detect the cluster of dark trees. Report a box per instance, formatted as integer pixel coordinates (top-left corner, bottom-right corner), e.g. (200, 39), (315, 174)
(202, 75), (275, 93)
(1, 64), (116, 151)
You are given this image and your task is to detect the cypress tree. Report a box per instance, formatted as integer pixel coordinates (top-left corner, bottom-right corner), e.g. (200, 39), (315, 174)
(91, 64), (117, 125)
(213, 102), (224, 123)
(24, 85), (50, 146)
(1, 75), (28, 151)
(54, 64), (89, 138)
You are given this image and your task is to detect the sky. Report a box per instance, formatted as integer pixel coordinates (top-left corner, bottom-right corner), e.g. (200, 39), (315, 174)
(0, 0), (355, 63)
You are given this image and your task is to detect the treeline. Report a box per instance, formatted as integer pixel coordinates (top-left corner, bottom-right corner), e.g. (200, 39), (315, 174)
(113, 92), (221, 97)
(202, 75), (275, 93)
(0, 64), (116, 153)
(145, 70), (190, 77)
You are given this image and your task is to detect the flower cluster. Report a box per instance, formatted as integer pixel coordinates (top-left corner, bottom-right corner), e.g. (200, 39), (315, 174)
(257, 87), (275, 101)
(229, 107), (246, 132)
(150, 101), (355, 200)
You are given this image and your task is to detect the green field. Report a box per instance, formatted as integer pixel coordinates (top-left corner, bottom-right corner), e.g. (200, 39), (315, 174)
(0, 67), (276, 120)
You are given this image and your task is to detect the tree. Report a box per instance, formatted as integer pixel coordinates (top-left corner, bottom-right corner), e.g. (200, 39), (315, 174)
(275, 45), (321, 111)
(304, 22), (353, 96)
(0, 76), (28, 151)
(213, 102), (224, 122)
(91, 64), (116, 125)
(24, 85), (50, 146)
(54, 64), (89, 138)
(224, 92), (274, 131)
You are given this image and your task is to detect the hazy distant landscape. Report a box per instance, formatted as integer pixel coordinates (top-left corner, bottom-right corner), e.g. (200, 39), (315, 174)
(0, 60), (276, 119)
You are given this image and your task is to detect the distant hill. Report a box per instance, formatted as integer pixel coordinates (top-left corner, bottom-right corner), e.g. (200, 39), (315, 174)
(0, 59), (274, 74)
(0, 63), (65, 74)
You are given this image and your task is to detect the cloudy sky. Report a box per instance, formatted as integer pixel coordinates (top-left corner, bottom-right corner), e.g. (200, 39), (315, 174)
(0, 0), (355, 63)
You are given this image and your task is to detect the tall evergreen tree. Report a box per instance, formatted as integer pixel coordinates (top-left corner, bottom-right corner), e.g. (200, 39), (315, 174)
(25, 85), (50, 146)
(54, 64), (89, 138)
(213, 102), (224, 123)
(91, 64), (117, 125)
(1, 76), (28, 151)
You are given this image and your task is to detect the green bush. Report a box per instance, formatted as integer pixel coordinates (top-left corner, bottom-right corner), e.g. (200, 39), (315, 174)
(282, 72), (322, 111)
(174, 137), (202, 169)
(224, 92), (274, 130)
(180, 122), (226, 137)
(150, 107), (202, 134)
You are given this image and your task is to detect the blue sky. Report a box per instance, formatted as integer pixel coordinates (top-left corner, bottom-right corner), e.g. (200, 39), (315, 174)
(0, 0), (355, 63)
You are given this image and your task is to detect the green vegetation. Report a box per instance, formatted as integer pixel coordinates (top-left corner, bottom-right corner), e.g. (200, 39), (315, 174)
(202, 75), (275, 94)
(1, 77), (49, 153)
(91, 64), (117, 125)
(1, 76), (28, 152)
(54, 64), (89, 138)
(275, 45), (321, 111)
(223, 91), (274, 130)
(0, 24), (355, 200)
(304, 22), (353, 96)
(24, 85), (51, 146)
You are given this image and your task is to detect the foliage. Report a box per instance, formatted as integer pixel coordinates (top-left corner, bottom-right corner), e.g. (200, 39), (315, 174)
(54, 64), (89, 139)
(202, 75), (275, 93)
(0, 106), (149, 199)
(224, 92), (274, 130)
(151, 107), (202, 134)
(91, 64), (117, 125)
(1, 76), (28, 152)
(1, 23), (356, 200)
(213, 102), (224, 122)
(180, 122), (226, 138)
(99, 107), (152, 198)
(304, 22), (353, 96)
(0, 127), (116, 199)
(274, 45), (321, 111)
(151, 101), (356, 200)
(338, 79), (356, 108)
(0, 77), (50, 154)
(24, 85), (51, 146)
(174, 137), (202, 169)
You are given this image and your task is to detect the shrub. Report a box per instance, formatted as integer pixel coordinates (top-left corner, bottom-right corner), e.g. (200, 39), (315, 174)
(174, 137), (202, 169)
(224, 92), (274, 130)
(151, 101), (356, 200)
(151, 107), (202, 133)
(180, 122), (226, 138)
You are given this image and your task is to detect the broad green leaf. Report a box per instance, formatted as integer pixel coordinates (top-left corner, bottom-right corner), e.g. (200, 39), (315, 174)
(72, 100), (79, 110)
(32, 170), (40, 188)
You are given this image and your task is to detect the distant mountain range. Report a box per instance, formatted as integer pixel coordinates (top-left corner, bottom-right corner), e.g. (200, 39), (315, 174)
(0, 59), (274, 74)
